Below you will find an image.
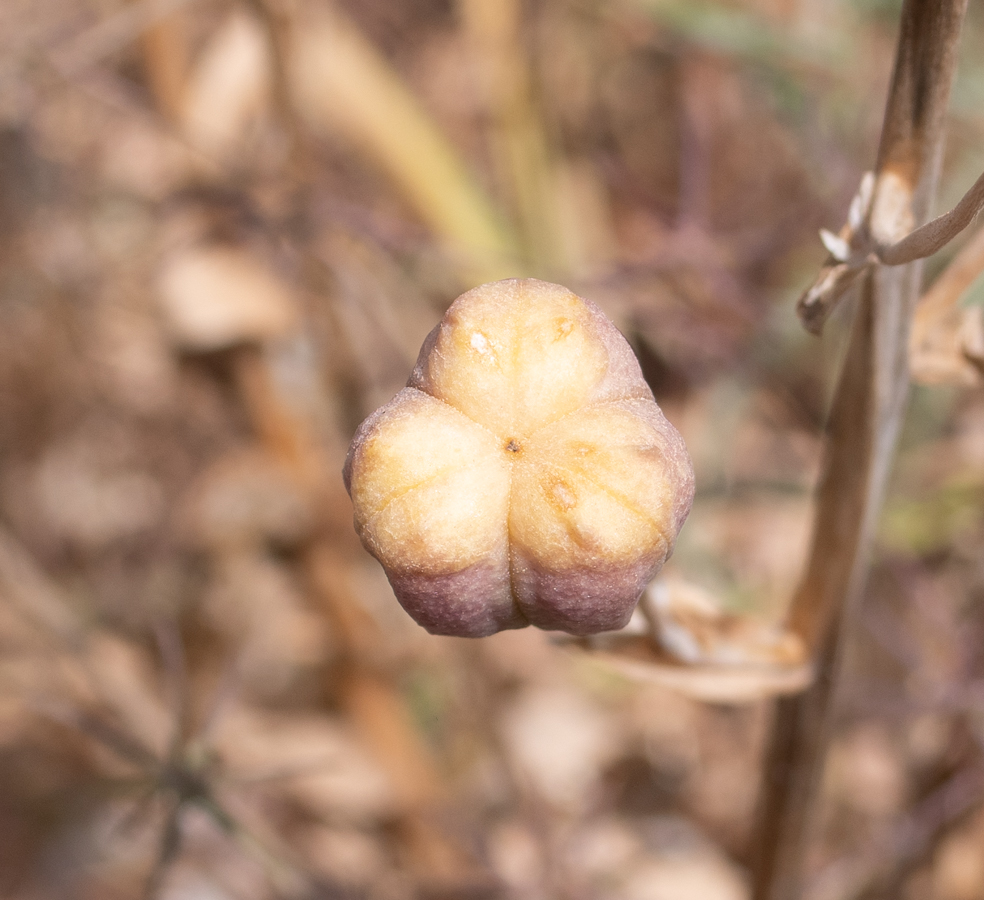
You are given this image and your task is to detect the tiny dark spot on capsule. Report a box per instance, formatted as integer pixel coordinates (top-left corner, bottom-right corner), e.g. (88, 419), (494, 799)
(506, 438), (521, 453)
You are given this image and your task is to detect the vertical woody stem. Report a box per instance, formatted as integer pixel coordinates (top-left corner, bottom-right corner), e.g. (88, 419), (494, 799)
(751, 3), (968, 899)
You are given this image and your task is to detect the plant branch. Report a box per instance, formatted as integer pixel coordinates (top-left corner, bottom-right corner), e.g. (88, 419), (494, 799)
(797, 163), (984, 335)
(879, 169), (984, 265)
(910, 222), (984, 385)
(751, 3), (969, 899)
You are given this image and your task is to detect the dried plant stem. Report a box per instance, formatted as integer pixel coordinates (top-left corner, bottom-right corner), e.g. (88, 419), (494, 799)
(910, 222), (984, 385)
(915, 223), (984, 334)
(751, 3), (968, 899)
(879, 169), (984, 266)
(139, 7), (189, 121)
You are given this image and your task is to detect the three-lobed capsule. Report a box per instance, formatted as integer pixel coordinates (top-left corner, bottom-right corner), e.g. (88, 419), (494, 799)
(344, 278), (694, 637)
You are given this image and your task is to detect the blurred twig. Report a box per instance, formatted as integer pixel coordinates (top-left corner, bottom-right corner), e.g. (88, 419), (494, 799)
(460, 0), (563, 272)
(799, 169), (984, 334)
(752, 3), (969, 899)
(29, 633), (318, 898)
(137, 0), (191, 122)
(910, 222), (984, 386)
(287, 2), (521, 284)
(0, 522), (320, 895)
(50, 0), (200, 76)
(879, 170), (984, 266)
(0, 528), (82, 648)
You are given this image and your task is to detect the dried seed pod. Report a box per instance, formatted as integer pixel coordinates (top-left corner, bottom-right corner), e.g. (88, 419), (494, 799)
(343, 279), (694, 637)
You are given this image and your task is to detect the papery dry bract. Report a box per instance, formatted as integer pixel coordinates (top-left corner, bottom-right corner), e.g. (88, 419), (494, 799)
(344, 279), (694, 637)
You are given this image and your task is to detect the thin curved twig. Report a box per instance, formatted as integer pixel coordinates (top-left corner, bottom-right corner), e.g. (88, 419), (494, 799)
(797, 167), (984, 335)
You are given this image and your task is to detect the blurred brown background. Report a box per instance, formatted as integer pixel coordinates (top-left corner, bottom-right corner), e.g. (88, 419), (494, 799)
(1, 0), (984, 898)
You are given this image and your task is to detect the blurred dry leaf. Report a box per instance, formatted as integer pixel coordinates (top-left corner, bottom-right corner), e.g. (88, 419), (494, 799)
(593, 251), (758, 379)
(157, 246), (299, 350)
(576, 644), (812, 704)
(562, 816), (642, 883)
(203, 553), (330, 696)
(486, 819), (544, 891)
(0, 530), (173, 766)
(0, 527), (82, 645)
(76, 632), (174, 757)
(619, 847), (748, 900)
(287, 3), (519, 282)
(297, 823), (389, 888)
(563, 579), (811, 703)
(823, 722), (907, 820)
(49, 0), (198, 76)
(178, 448), (314, 552)
(180, 11), (272, 162)
(932, 810), (984, 900)
(649, 579), (804, 668)
(212, 707), (397, 823)
(93, 297), (180, 413)
(98, 120), (199, 199)
(33, 430), (165, 549)
(501, 686), (622, 813)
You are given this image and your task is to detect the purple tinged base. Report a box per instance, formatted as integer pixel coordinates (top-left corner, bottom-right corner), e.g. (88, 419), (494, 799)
(510, 548), (661, 635)
(387, 560), (528, 638)
(386, 548), (664, 638)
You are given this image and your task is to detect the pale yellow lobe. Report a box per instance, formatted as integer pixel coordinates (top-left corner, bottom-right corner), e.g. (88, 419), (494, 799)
(348, 390), (510, 573)
(419, 280), (608, 438)
(509, 407), (669, 570)
(529, 399), (680, 541)
(366, 462), (510, 574)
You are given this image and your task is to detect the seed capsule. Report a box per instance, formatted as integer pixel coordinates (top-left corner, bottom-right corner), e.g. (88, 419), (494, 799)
(343, 278), (694, 637)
